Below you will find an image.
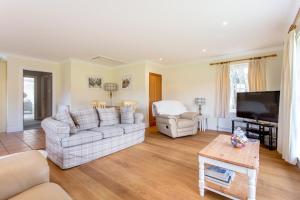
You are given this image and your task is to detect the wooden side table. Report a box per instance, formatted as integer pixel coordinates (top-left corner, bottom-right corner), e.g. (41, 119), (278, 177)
(198, 135), (260, 200)
(198, 115), (208, 131)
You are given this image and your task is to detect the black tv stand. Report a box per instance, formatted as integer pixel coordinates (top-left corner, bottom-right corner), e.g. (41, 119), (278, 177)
(231, 119), (278, 150)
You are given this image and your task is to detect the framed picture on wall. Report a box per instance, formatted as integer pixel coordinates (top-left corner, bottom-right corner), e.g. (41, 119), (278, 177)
(88, 76), (102, 88)
(121, 74), (132, 89)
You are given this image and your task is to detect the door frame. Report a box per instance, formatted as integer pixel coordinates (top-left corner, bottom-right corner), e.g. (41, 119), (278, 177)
(149, 72), (162, 127)
(20, 67), (55, 131)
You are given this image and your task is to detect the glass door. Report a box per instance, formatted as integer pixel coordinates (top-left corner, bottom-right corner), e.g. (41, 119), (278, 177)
(23, 76), (36, 129)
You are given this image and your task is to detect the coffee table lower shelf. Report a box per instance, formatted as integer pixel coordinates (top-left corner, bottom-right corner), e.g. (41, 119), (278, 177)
(205, 172), (248, 200)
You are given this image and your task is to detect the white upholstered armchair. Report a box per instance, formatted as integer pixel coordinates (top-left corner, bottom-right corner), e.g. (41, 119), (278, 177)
(152, 100), (199, 138)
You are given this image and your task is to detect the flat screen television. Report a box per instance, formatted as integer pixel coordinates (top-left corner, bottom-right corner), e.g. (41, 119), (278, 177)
(236, 91), (280, 123)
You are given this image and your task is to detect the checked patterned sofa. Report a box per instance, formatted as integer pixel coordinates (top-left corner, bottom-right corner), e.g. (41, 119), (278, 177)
(42, 107), (145, 169)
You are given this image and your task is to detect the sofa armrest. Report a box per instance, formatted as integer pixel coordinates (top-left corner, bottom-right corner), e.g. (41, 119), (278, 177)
(134, 112), (144, 124)
(0, 151), (49, 200)
(180, 112), (199, 120)
(156, 115), (178, 125)
(41, 117), (70, 139)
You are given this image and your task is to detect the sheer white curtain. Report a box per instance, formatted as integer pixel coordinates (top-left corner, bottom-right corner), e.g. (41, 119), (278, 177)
(277, 29), (299, 164)
(248, 59), (266, 92)
(215, 63), (230, 118)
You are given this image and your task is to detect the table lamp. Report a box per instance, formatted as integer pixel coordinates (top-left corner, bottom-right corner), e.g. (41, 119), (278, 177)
(104, 83), (118, 106)
(195, 97), (206, 115)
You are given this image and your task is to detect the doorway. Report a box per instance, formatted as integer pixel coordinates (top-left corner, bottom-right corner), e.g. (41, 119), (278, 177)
(23, 70), (52, 130)
(149, 72), (162, 127)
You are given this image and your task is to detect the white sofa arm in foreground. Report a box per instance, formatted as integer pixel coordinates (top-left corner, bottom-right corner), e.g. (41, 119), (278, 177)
(0, 151), (72, 200)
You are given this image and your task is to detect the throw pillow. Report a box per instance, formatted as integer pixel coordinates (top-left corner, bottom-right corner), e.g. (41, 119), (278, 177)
(134, 112), (144, 124)
(120, 106), (134, 124)
(71, 108), (99, 131)
(97, 107), (119, 126)
(55, 111), (78, 134)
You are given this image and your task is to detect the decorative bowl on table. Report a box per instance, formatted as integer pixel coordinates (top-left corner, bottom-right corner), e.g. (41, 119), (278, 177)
(231, 127), (248, 148)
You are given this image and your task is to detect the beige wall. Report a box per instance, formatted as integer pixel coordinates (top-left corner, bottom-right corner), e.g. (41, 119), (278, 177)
(60, 60), (71, 107)
(112, 61), (148, 124)
(2, 49), (283, 132)
(68, 59), (114, 110)
(163, 50), (283, 131)
(0, 60), (7, 132)
(110, 61), (166, 127)
(6, 55), (62, 132)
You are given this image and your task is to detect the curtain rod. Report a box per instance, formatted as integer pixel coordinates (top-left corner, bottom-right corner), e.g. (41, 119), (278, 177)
(209, 54), (277, 66)
(289, 8), (299, 33)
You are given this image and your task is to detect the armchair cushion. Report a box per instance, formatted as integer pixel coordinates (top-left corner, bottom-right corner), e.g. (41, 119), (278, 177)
(180, 112), (199, 120)
(177, 119), (195, 129)
(157, 114), (179, 120)
(0, 151), (49, 200)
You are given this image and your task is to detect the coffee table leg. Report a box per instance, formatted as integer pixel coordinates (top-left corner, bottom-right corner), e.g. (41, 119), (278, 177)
(199, 156), (205, 197)
(248, 169), (257, 200)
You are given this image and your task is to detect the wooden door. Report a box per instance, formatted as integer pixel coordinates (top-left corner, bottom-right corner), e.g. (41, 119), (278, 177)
(41, 73), (52, 119)
(149, 72), (162, 127)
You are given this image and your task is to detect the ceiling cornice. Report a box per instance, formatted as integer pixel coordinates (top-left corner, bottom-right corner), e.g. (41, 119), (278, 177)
(165, 46), (283, 68)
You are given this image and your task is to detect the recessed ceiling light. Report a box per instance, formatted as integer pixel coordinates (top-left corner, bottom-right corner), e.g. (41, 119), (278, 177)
(202, 49), (207, 52)
(159, 58), (163, 61)
(222, 21), (228, 26)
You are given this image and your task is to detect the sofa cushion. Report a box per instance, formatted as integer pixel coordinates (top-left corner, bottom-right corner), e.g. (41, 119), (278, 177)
(9, 183), (72, 200)
(61, 130), (103, 148)
(97, 107), (119, 126)
(55, 111), (78, 134)
(134, 113), (144, 124)
(120, 106), (134, 124)
(71, 108), (99, 131)
(90, 126), (123, 138)
(177, 119), (195, 129)
(116, 123), (146, 134)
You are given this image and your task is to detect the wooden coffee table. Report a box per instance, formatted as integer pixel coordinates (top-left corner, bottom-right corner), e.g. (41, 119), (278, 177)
(198, 134), (259, 200)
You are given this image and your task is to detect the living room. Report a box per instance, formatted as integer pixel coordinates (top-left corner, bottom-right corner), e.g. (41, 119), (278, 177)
(0, 1), (300, 200)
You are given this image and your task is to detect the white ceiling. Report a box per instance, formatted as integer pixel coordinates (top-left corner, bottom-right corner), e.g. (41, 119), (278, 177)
(0, 0), (298, 64)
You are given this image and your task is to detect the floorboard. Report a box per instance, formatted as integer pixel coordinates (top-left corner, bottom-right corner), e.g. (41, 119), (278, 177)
(1, 127), (300, 199)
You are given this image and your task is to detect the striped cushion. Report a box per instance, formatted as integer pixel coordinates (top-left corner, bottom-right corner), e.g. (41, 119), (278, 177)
(97, 108), (119, 126)
(90, 126), (123, 138)
(71, 108), (99, 131)
(61, 130), (103, 148)
(55, 111), (78, 134)
(120, 106), (134, 124)
(116, 123), (146, 134)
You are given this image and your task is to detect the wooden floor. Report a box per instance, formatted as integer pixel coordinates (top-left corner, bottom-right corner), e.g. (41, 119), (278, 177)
(1, 127), (300, 199)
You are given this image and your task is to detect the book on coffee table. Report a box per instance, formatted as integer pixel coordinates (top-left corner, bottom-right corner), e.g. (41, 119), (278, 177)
(205, 165), (235, 188)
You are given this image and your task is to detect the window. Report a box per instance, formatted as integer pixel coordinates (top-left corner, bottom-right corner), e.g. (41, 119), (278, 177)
(229, 63), (249, 112)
